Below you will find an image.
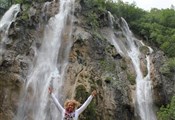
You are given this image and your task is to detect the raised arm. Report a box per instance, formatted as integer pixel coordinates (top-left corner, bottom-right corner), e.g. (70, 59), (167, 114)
(49, 88), (64, 113)
(76, 90), (97, 115)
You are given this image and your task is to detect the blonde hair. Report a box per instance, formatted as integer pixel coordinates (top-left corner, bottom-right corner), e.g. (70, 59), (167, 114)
(64, 99), (80, 109)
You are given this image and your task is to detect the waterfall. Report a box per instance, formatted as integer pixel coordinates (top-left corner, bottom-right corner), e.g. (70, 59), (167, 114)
(41, 1), (51, 23)
(14, 0), (74, 120)
(108, 12), (157, 120)
(0, 4), (20, 33)
(0, 4), (20, 62)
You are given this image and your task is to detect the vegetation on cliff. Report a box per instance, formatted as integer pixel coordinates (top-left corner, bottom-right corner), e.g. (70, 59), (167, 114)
(79, 0), (175, 58)
(157, 96), (175, 120)
(81, 0), (175, 78)
(105, 1), (175, 57)
(0, 0), (175, 119)
(3, 0), (175, 58)
(17, 0), (175, 119)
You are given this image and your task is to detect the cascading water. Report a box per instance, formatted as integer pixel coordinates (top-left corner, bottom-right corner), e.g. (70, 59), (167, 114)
(0, 4), (20, 62)
(41, 1), (51, 22)
(0, 4), (20, 34)
(108, 12), (157, 120)
(15, 0), (74, 120)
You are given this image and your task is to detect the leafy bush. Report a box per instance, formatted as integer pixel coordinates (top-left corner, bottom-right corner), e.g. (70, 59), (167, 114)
(160, 57), (175, 76)
(0, 0), (12, 8)
(15, 0), (46, 4)
(157, 96), (175, 120)
(15, 0), (23, 4)
(75, 85), (96, 120)
(130, 8), (175, 57)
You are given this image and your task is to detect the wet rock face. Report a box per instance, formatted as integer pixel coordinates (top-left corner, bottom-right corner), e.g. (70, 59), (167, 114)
(0, 1), (60, 119)
(0, 0), (174, 120)
(152, 51), (175, 106)
(64, 1), (136, 119)
(65, 35), (135, 119)
(0, 72), (22, 120)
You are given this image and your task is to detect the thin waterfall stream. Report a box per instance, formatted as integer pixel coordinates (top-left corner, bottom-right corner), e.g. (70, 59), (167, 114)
(14, 0), (74, 120)
(120, 18), (156, 120)
(108, 12), (157, 120)
(0, 4), (20, 63)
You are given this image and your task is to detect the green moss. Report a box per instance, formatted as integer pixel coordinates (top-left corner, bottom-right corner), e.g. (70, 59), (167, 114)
(160, 64), (169, 74)
(157, 96), (175, 120)
(90, 84), (96, 90)
(15, 0), (23, 4)
(21, 13), (29, 21)
(75, 85), (96, 120)
(120, 59), (127, 70)
(160, 58), (175, 77)
(85, 11), (99, 30)
(100, 59), (116, 72)
(139, 46), (149, 54)
(105, 45), (114, 53)
(19, 4), (30, 21)
(96, 79), (102, 86)
(127, 73), (136, 85)
(15, 0), (45, 4)
(75, 85), (88, 102)
(93, 32), (105, 41)
(82, 0), (107, 31)
(78, 100), (96, 120)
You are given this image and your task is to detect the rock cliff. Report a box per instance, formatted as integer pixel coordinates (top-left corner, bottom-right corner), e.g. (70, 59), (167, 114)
(0, 0), (174, 120)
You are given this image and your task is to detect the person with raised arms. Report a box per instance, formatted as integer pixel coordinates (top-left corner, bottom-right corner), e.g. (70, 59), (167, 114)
(49, 87), (97, 120)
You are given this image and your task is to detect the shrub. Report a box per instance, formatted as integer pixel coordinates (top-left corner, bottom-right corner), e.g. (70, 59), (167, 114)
(157, 96), (175, 120)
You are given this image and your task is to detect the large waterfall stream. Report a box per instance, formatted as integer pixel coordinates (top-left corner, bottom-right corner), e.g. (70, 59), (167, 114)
(12, 0), (74, 120)
(108, 13), (157, 120)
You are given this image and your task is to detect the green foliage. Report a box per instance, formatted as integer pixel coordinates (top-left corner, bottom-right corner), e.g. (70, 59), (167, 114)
(105, 0), (146, 25)
(75, 85), (96, 120)
(5, 0), (175, 58)
(85, 11), (99, 30)
(19, 3), (30, 20)
(83, 0), (106, 9)
(93, 32), (106, 42)
(127, 72), (135, 85)
(158, 9), (175, 28)
(130, 8), (175, 57)
(102, 0), (175, 79)
(14, 0), (46, 4)
(139, 46), (149, 54)
(157, 96), (175, 120)
(96, 79), (102, 86)
(120, 61), (127, 70)
(81, 101), (96, 120)
(14, 0), (23, 4)
(160, 57), (175, 76)
(100, 59), (116, 72)
(0, 0), (13, 8)
(167, 58), (175, 71)
(82, 0), (106, 30)
(75, 85), (89, 102)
